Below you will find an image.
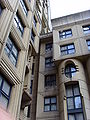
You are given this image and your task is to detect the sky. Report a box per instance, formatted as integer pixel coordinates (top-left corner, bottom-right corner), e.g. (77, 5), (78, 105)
(49, 0), (90, 19)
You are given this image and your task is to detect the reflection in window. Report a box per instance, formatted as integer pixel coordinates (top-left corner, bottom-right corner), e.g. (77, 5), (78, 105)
(4, 35), (19, 66)
(45, 57), (55, 68)
(86, 40), (90, 50)
(45, 43), (52, 52)
(66, 84), (84, 120)
(44, 96), (57, 112)
(59, 29), (72, 39)
(60, 44), (75, 56)
(0, 75), (11, 109)
(83, 25), (90, 34)
(65, 63), (76, 78)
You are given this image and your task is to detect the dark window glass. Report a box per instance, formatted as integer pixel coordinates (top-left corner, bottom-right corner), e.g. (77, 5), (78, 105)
(27, 105), (30, 118)
(32, 63), (34, 75)
(45, 74), (56, 87)
(20, 0), (28, 16)
(45, 43), (52, 52)
(14, 13), (24, 36)
(31, 29), (35, 42)
(44, 96), (57, 112)
(45, 57), (55, 68)
(66, 84), (84, 120)
(30, 80), (33, 94)
(83, 25), (90, 34)
(60, 44), (75, 55)
(4, 35), (18, 66)
(59, 29), (72, 39)
(33, 16), (37, 27)
(65, 64), (76, 78)
(86, 40), (90, 50)
(0, 75), (11, 109)
(0, 4), (3, 16)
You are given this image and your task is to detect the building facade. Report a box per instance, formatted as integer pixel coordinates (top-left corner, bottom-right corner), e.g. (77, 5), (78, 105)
(36, 10), (90, 120)
(0, 0), (50, 120)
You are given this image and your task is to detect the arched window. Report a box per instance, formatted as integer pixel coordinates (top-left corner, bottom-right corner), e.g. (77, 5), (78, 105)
(65, 63), (76, 78)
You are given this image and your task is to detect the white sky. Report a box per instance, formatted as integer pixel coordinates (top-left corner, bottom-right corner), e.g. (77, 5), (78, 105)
(50, 0), (90, 19)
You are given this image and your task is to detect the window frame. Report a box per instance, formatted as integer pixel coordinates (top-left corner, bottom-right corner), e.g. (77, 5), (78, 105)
(59, 29), (72, 39)
(45, 57), (54, 68)
(14, 12), (24, 36)
(45, 74), (56, 87)
(44, 96), (57, 112)
(4, 34), (19, 67)
(65, 64), (77, 78)
(0, 75), (12, 109)
(45, 43), (53, 52)
(83, 25), (90, 34)
(86, 40), (90, 51)
(66, 84), (84, 120)
(60, 43), (75, 56)
(20, 0), (28, 16)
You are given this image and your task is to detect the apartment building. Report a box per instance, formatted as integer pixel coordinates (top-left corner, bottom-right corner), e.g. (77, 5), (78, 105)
(36, 10), (90, 120)
(0, 0), (50, 120)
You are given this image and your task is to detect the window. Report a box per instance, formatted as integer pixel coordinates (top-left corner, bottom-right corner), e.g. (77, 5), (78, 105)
(32, 63), (34, 75)
(45, 43), (52, 52)
(20, 0), (28, 16)
(83, 25), (90, 34)
(27, 105), (30, 118)
(30, 80), (33, 94)
(60, 44), (75, 55)
(0, 4), (3, 16)
(45, 74), (56, 87)
(86, 40), (90, 50)
(4, 35), (19, 66)
(31, 29), (35, 42)
(45, 57), (54, 68)
(0, 75), (11, 109)
(59, 29), (72, 39)
(33, 16), (37, 27)
(66, 84), (84, 120)
(65, 64), (76, 78)
(44, 96), (57, 112)
(14, 13), (24, 36)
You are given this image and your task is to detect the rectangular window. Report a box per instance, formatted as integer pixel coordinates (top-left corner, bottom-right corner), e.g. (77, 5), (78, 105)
(14, 13), (24, 36)
(45, 43), (52, 52)
(86, 40), (90, 50)
(30, 80), (33, 94)
(0, 4), (3, 16)
(59, 29), (72, 39)
(44, 96), (57, 112)
(33, 16), (37, 27)
(20, 0), (28, 16)
(31, 29), (35, 42)
(4, 35), (19, 66)
(0, 75), (11, 109)
(45, 74), (56, 87)
(60, 43), (75, 56)
(32, 63), (34, 75)
(45, 57), (54, 68)
(66, 84), (84, 120)
(83, 25), (90, 34)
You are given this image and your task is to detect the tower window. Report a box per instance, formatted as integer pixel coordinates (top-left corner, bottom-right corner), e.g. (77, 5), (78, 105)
(59, 29), (72, 39)
(45, 57), (54, 68)
(20, 0), (28, 16)
(66, 84), (84, 120)
(45, 43), (52, 52)
(65, 63), (76, 78)
(83, 25), (90, 34)
(86, 40), (90, 50)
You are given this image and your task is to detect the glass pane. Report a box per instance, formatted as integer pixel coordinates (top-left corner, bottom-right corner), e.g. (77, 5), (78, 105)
(66, 30), (72, 34)
(76, 113), (84, 120)
(67, 98), (74, 109)
(6, 38), (12, 49)
(61, 46), (67, 51)
(88, 46), (90, 50)
(45, 98), (50, 104)
(87, 41), (90, 45)
(0, 75), (3, 87)
(2, 81), (10, 96)
(0, 94), (8, 109)
(51, 104), (56, 111)
(68, 45), (74, 49)
(66, 86), (73, 97)
(71, 67), (76, 72)
(4, 46), (10, 55)
(12, 46), (18, 58)
(84, 30), (90, 34)
(74, 86), (80, 96)
(61, 51), (67, 55)
(75, 96), (82, 108)
(71, 72), (76, 77)
(9, 53), (17, 66)
(51, 97), (56, 103)
(44, 105), (50, 111)
(68, 114), (75, 120)
(68, 49), (75, 54)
